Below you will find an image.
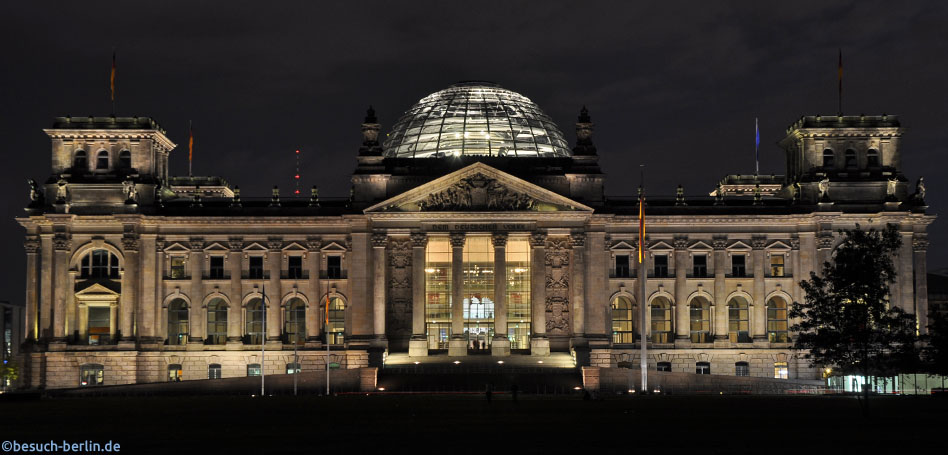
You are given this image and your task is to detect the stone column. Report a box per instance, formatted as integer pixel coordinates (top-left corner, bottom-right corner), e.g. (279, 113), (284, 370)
(789, 236), (802, 336)
(188, 241), (205, 344)
(913, 233), (930, 335)
(409, 233), (428, 357)
(751, 236), (767, 342)
(371, 232), (388, 347)
(673, 237), (689, 342)
(52, 233), (71, 342)
(154, 240), (165, 343)
(491, 233), (510, 356)
(77, 303), (88, 342)
(39, 234), (53, 340)
(448, 232), (467, 356)
(227, 239), (243, 344)
(24, 236), (40, 340)
(306, 238), (322, 344)
(66, 271), (77, 341)
(139, 235), (157, 342)
(266, 239), (282, 343)
(120, 233), (139, 344)
(569, 232), (586, 338)
(530, 232), (550, 355)
(712, 237), (727, 341)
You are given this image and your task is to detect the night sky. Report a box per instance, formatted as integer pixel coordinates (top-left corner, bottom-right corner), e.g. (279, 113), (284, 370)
(2, 1), (947, 308)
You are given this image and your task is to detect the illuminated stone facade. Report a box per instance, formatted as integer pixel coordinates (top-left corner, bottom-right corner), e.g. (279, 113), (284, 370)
(17, 83), (934, 388)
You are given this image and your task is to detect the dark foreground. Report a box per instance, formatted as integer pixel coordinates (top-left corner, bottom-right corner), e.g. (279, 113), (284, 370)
(2, 394), (945, 454)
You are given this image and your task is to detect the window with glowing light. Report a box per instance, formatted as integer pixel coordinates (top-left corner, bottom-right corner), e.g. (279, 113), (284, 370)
(425, 237), (452, 349)
(206, 298), (227, 345)
(506, 237), (531, 349)
(326, 297), (345, 345)
(79, 363), (104, 386)
(650, 296), (672, 344)
(774, 362), (789, 379)
(167, 299), (189, 345)
(284, 298), (306, 345)
(245, 298), (264, 345)
(767, 297), (789, 343)
(728, 296), (751, 343)
(611, 296), (634, 344)
(689, 297), (712, 343)
(463, 236), (494, 349)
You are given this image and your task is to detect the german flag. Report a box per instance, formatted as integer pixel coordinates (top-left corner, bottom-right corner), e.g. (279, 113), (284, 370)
(110, 51), (116, 102)
(638, 190), (645, 263)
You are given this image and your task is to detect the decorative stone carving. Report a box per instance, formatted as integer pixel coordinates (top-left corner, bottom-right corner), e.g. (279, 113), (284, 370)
(389, 239), (411, 267)
(305, 237), (321, 252)
(886, 177), (898, 198)
(675, 185), (686, 206)
(449, 232), (466, 248)
(569, 232), (585, 247)
(530, 231), (547, 247)
(190, 238), (205, 252)
(267, 238), (283, 251)
(122, 235), (140, 252)
(673, 236), (688, 250)
(416, 173), (538, 211)
(310, 186), (320, 207)
(491, 232), (508, 248)
(410, 232), (428, 248)
(56, 178), (68, 204)
(386, 234), (412, 340)
(818, 178), (830, 201)
(24, 236), (40, 254)
(28, 179), (43, 205)
(123, 178), (138, 204)
(371, 232), (388, 248)
(914, 177), (926, 204)
(228, 238), (244, 252)
(545, 238), (571, 267)
(155, 238), (166, 252)
(544, 237), (571, 335)
(751, 236), (767, 250)
(913, 233), (929, 252)
(790, 235), (800, 250)
(53, 233), (71, 251)
(362, 106), (380, 145)
(712, 236), (728, 250)
(816, 232), (834, 250)
(231, 186), (241, 208)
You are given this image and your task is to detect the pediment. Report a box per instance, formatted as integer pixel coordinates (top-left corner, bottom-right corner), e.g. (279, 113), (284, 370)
(203, 242), (229, 252)
(727, 240), (752, 251)
(648, 240), (674, 251)
(610, 240), (636, 251)
(688, 240), (713, 251)
(75, 282), (120, 298)
(766, 240), (792, 251)
(281, 242), (307, 252)
(321, 241), (347, 252)
(365, 162), (593, 213)
(243, 242), (268, 252)
(163, 242), (190, 253)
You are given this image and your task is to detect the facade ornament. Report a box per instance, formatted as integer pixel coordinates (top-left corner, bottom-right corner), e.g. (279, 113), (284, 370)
(52, 233), (72, 251)
(914, 177), (926, 203)
(56, 177), (68, 204)
(416, 174), (538, 211)
(712, 236), (728, 250)
(714, 183), (724, 205)
(122, 234), (140, 252)
(361, 106), (380, 145)
(305, 237), (322, 251)
(753, 184), (762, 205)
(189, 238), (205, 251)
(530, 231), (547, 247)
(545, 238), (571, 267)
(231, 186), (242, 208)
(491, 232), (508, 248)
(155, 238), (166, 252)
(568, 232), (585, 247)
(267, 238), (283, 251)
(790, 182), (801, 204)
(270, 186), (280, 207)
(675, 185), (686, 206)
(789, 235), (800, 250)
(572, 106), (596, 155)
(886, 177), (899, 200)
(816, 231), (834, 250)
(818, 178), (830, 201)
(28, 179), (43, 206)
(388, 239), (412, 267)
(310, 186), (320, 207)
(24, 236), (40, 254)
(228, 238), (244, 252)
(371, 232), (389, 248)
(912, 233), (929, 252)
(123, 178), (138, 204)
(673, 236), (688, 250)
(449, 232), (466, 248)
(751, 236), (767, 250)
(410, 232), (428, 248)
(191, 192), (202, 208)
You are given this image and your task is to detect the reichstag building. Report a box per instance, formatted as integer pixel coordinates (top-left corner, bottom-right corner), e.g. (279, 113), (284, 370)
(18, 81), (934, 388)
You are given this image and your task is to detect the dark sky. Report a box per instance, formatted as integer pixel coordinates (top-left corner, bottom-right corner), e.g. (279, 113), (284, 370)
(2, 1), (947, 307)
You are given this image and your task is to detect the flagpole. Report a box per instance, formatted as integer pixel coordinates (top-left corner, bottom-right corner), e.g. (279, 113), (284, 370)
(261, 284), (266, 396)
(110, 50), (116, 117)
(838, 49), (843, 116)
(639, 165), (648, 393)
(326, 289), (331, 396)
(755, 117), (760, 177)
(188, 121), (193, 178)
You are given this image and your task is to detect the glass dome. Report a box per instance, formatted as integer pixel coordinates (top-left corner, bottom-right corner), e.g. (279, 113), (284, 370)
(382, 82), (571, 158)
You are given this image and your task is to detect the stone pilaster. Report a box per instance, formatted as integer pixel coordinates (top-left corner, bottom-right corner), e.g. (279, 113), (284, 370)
(371, 232), (388, 347)
(913, 233), (930, 335)
(491, 233), (510, 356)
(52, 232), (71, 342)
(899, 231), (915, 315)
(409, 232), (428, 357)
(188, 239), (205, 344)
(673, 237), (689, 342)
(751, 236), (767, 342)
(139, 235), (158, 343)
(712, 236), (727, 341)
(227, 238), (243, 344)
(39, 234), (53, 340)
(24, 236), (40, 341)
(154, 239), (165, 343)
(789, 236), (802, 336)
(448, 232), (466, 356)
(120, 229), (139, 344)
(266, 238), (282, 343)
(530, 231), (550, 355)
(306, 237), (322, 344)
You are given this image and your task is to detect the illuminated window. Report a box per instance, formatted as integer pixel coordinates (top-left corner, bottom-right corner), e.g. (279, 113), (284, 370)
(689, 297), (711, 343)
(284, 298), (306, 345)
(696, 362), (711, 375)
(87, 306), (111, 345)
(245, 298), (264, 345)
(506, 237), (531, 350)
(615, 254), (631, 278)
(79, 363), (104, 386)
(774, 362), (789, 379)
(728, 297), (751, 343)
(822, 149), (834, 168)
(80, 249), (119, 279)
(327, 297), (345, 345)
(692, 255), (707, 277)
(767, 298), (789, 343)
(205, 298), (227, 345)
(286, 362), (301, 374)
(247, 363), (261, 377)
(169, 257), (187, 279)
(208, 363), (222, 379)
(425, 237), (452, 349)
(770, 254), (785, 277)
(167, 299), (189, 345)
(463, 236), (494, 349)
(611, 296), (634, 344)
(650, 297), (672, 344)
(735, 361), (750, 377)
(168, 364), (183, 382)
(657, 362), (672, 372)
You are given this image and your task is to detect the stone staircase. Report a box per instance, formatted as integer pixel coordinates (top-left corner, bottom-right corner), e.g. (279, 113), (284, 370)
(377, 353), (583, 393)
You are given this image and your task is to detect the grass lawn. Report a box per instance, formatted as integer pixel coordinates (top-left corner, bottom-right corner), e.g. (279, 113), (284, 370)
(2, 394), (944, 453)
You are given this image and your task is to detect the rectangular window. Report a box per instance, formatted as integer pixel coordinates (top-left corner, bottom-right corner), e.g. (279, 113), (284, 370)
(654, 254), (668, 278)
(770, 255), (785, 277)
(87, 307), (111, 345)
(696, 362), (711, 375)
(209, 256), (225, 279)
(326, 255), (342, 279)
(170, 257), (186, 279)
(506, 237), (531, 350)
(692, 255), (707, 277)
(208, 364), (222, 379)
(615, 254), (630, 278)
(248, 256), (264, 279)
(287, 256), (303, 279)
(731, 255), (746, 277)
(735, 362), (750, 377)
(774, 362), (789, 379)
(168, 364), (183, 382)
(425, 237), (452, 349)
(247, 364), (261, 377)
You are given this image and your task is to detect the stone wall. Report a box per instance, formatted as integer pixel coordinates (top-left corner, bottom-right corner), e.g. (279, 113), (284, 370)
(590, 348), (821, 380)
(585, 366), (826, 394)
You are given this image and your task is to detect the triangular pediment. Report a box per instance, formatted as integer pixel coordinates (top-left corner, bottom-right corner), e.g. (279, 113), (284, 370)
(203, 242), (229, 252)
(648, 240), (674, 251)
(163, 242), (190, 253)
(243, 242), (267, 252)
(75, 282), (120, 299)
(766, 240), (792, 251)
(321, 241), (347, 252)
(688, 240), (713, 251)
(727, 240), (752, 251)
(282, 242), (307, 252)
(365, 162), (594, 213)
(610, 240), (636, 251)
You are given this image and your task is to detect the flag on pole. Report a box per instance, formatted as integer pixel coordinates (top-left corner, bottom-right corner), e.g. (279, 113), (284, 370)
(755, 117), (760, 175)
(188, 121), (194, 177)
(110, 51), (116, 102)
(638, 191), (645, 263)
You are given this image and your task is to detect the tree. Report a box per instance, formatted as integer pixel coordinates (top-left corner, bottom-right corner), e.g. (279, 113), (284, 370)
(790, 224), (919, 408)
(0, 360), (18, 390)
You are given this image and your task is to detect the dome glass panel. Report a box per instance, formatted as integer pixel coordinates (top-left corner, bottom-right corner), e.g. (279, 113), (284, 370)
(383, 82), (570, 158)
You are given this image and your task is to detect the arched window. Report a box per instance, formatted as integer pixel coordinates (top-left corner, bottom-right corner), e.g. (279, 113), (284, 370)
(168, 364), (183, 382)
(73, 150), (87, 171)
(167, 299), (189, 345)
(696, 361), (711, 375)
(208, 363), (222, 379)
(79, 363), (104, 386)
(284, 298), (306, 345)
(118, 150), (131, 170)
(327, 296), (345, 345)
(867, 149), (880, 167)
(206, 298), (227, 345)
(650, 296), (672, 344)
(767, 297), (789, 343)
(96, 150), (109, 170)
(247, 363), (261, 377)
(657, 361), (672, 372)
(844, 149), (857, 168)
(80, 249), (120, 279)
(611, 296), (634, 344)
(728, 296), (750, 343)
(246, 298), (265, 345)
(735, 361), (750, 377)
(689, 297), (711, 343)
(822, 149), (834, 168)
